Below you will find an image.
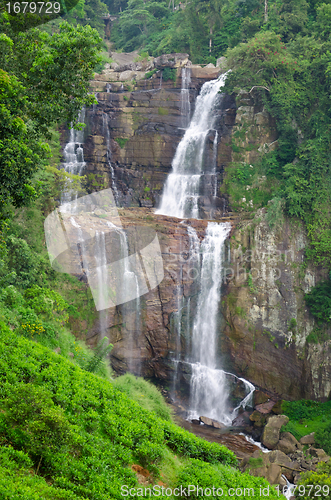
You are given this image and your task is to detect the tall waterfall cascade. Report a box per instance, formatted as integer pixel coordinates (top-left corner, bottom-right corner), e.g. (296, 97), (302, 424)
(156, 73), (227, 219)
(188, 222), (232, 424)
(157, 71), (254, 424)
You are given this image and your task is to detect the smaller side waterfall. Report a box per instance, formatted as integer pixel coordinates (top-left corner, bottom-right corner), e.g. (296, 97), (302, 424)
(180, 67), (191, 129)
(61, 108), (86, 208)
(94, 231), (109, 337)
(102, 112), (120, 206)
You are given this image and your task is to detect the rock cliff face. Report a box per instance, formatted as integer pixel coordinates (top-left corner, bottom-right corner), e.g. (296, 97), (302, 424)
(222, 211), (331, 401)
(60, 59), (235, 213)
(60, 57), (331, 402)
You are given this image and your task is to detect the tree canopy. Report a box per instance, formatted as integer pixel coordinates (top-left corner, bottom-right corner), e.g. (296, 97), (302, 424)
(0, 17), (102, 212)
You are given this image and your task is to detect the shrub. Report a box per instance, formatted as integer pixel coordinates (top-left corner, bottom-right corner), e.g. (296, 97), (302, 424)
(162, 67), (177, 82)
(305, 279), (331, 323)
(112, 373), (172, 421)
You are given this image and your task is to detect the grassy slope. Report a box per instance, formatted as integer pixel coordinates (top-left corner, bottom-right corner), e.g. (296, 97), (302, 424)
(0, 323), (284, 499)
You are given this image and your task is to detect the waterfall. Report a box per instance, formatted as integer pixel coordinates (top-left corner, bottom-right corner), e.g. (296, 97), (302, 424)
(102, 112), (120, 206)
(180, 67), (191, 129)
(94, 231), (109, 337)
(106, 222), (142, 374)
(212, 131), (218, 198)
(156, 73), (227, 219)
(188, 222), (232, 424)
(61, 108), (86, 209)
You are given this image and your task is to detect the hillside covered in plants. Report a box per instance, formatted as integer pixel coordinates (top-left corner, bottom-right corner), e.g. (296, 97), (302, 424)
(1, 0), (331, 496)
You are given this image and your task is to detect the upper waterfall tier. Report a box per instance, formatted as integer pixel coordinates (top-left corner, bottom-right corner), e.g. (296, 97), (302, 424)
(156, 73), (227, 219)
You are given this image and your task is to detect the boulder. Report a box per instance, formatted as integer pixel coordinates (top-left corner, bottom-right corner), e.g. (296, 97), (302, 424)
(309, 448), (330, 462)
(276, 438), (296, 455)
(271, 400), (283, 415)
(232, 410), (252, 427)
(262, 415), (289, 450)
(266, 463), (282, 485)
(154, 53), (189, 69)
(249, 410), (266, 427)
(199, 416), (225, 429)
(268, 449), (292, 468)
(256, 401), (276, 415)
(300, 432), (315, 445)
(253, 390), (270, 406)
(281, 432), (301, 447)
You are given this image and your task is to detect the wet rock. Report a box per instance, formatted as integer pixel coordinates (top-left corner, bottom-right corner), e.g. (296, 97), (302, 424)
(262, 415), (289, 450)
(249, 410), (266, 427)
(199, 416), (225, 428)
(300, 432), (315, 445)
(232, 411), (252, 427)
(253, 390), (270, 406)
(154, 53), (189, 69)
(255, 401), (276, 415)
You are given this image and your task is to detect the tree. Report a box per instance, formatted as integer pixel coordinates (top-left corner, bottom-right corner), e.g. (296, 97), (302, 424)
(0, 18), (102, 212)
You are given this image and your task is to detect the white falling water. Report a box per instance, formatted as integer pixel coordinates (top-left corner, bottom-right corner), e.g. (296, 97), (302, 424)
(156, 73), (227, 219)
(61, 108), (86, 209)
(95, 231), (109, 337)
(102, 112), (119, 206)
(212, 131), (218, 198)
(188, 222), (232, 424)
(106, 222), (142, 373)
(180, 67), (191, 129)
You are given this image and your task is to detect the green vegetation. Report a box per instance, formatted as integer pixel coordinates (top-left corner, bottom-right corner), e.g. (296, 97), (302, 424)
(145, 68), (158, 79)
(162, 67), (177, 82)
(0, 16), (102, 216)
(115, 137), (129, 148)
(281, 399), (331, 454)
(112, 373), (172, 421)
(0, 324), (285, 499)
(296, 461), (331, 499)
(305, 278), (331, 324)
(223, 21), (331, 268)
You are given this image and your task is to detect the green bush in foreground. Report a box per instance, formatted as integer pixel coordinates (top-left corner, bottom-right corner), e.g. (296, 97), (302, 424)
(0, 322), (283, 499)
(296, 462), (331, 500)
